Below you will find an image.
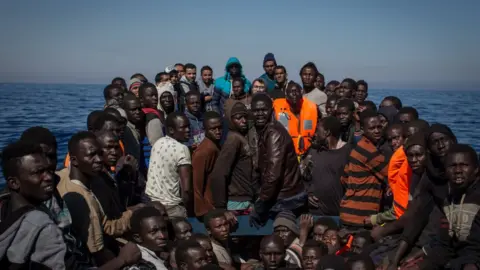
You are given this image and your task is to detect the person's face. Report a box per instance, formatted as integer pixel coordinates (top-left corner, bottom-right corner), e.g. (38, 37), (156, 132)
(378, 115), (389, 132)
(336, 82), (353, 99)
(380, 99), (394, 108)
(232, 113), (248, 134)
(274, 68), (286, 84)
(301, 67), (316, 88)
(302, 247), (322, 270)
(71, 138), (104, 176)
(160, 74), (170, 83)
(398, 113), (414, 124)
(336, 106), (353, 127)
(208, 217), (230, 242)
(136, 216), (168, 252)
(173, 221), (192, 240)
(252, 81), (266, 94)
(312, 224), (328, 243)
(326, 99), (337, 117)
(429, 132), (454, 158)
(197, 239), (215, 264)
(228, 63), (241, 77)
(201, 69), (213, 83)
(175, 65), (185, 78)
(326, 84), (337, 96)
(252, 100), (272, 129)
(109, 87), (124, 105)
(204, 118), (223, 142)
(315, 75), (325, 90)
(351, 237), (367, 254)
(8, 153), (54, 204)
(273, 226), (296, 247)
(39, 143), (57, 172)
(386, 127), (404, 151)
(185, 68), (196, 82)
(406, 145), (427, 175)
(98, 134), (121, 167)
(113, 79), (127, 92)
(182, 248), (208, 270)
(186, 94), (201, 115)
(363, 116), (383, 144)
(350, 261), (370, 270)
(445, 152), (478, 191)
(286, 84), (302, 107)
(260, 242), (285, 270)
(355, 85), (368, 103)
(264, 60), (276, 76)
(313, 123), (329, 150)
(170, 116), (190, 143)
(170, 74), (179, 84)
(160, 92), (175, 113)
(124, 99), (144, 125)
(101, 120), (123, 140)
(141, 87), (159, 109)
(232, 80), (244, 97)
(322, 230), (340, 255)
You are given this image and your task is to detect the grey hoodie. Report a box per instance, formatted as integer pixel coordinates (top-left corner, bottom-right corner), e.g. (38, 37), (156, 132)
(0, 206), (66, 269)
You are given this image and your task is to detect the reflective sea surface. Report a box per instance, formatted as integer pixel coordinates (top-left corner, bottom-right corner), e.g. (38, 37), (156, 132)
(1, 83), (479, 181)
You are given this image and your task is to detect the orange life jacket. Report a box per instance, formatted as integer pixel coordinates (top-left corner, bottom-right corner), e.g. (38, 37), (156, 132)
(388, 146), (413, 219)
(273, 98), (318, 155)
(64, 140), (125, 172)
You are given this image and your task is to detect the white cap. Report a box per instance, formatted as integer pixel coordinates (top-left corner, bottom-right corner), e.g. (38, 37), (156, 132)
(165, 65), (175, 73)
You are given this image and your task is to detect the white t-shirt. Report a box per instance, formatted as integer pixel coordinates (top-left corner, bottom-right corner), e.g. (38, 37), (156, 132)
(146, 136), (191, 205)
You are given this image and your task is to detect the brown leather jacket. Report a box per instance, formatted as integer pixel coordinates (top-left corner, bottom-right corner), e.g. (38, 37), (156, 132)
(257, 120), (305, 202)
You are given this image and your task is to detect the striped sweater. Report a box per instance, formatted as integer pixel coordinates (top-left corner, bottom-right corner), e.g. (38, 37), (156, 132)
(339, 136), (389, 227)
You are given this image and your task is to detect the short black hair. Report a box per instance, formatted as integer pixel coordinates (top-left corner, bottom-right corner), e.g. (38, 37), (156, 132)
(130, 73), (146, 80)
(20, 126), (57, 149)
(231, 77), (244, 86)
(447, 144), (479, 167)
(359, 109), (379, 127)
(166, 111), (187, 130)
(130, 206), (163, 234)
(111, 77), (125, 84)
(192, 233), (211, 242)
(87, 110), (105, 131)
(204, 209), (226, 230)
(320, 116), (342, 139)
(203, 111), (222, 126)
(354, 231), (373, 245)
(382, 96), (403, 110)
(387, 123), (403, 133)
(169, 69), (179, 76)
(405, 119), (430, 134)
(175, 239), (204, 266)
(314, 217), (339, 230)
(175, 63), (184, 68)
(275, 65), (287, 73)
(251, 93), (273, 109)
(346, 254), (375, 270)
(171, 218), (191, 228)
(303, 239), (329, 255)
(326, 80), (340, 87)
(299, 62), (319, 76)
(397, 106), (419, 120)
(286, 81), (302, 93)
(360, 101), (377, 112)
(341, 78), (357, 90)
(103, 84), (122, 100)
(317, 72), (325, 80)
(123, 92), (140, 108)
(92, 113), (119, 132)
(184, 63), (196, 70)
(139, 82), (157, 98)
(2, 141), (44, 180)
(155, 72), (168, 84)
(104, 107), (124, 121)
(357, 80), (368, 90)
(68, 131), (97, 156)
(201, 66), (212, 73)
(336, 99), (355, 112)
(185, 90), (201, 101)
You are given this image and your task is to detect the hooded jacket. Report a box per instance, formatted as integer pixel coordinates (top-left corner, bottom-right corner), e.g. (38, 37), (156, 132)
(212, 57), (252, 115)
(210, 101), (257, 208)
(185, 110), (205, 147)
(0, 195), (67, 269)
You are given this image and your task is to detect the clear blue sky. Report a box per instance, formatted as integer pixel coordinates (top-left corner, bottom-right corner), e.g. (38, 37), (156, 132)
(1, 0), (479, 90)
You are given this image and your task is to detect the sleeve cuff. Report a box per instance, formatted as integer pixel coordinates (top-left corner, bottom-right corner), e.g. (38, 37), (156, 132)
(370, 214), (378, 225)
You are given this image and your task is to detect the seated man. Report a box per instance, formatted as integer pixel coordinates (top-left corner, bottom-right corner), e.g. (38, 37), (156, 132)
(192, 233), (218, 265)
(302, 240), (329, 270)
(204, 210), (235, 266)
(272, 212), (302, 268)
(172, 218), (193, 240)
(258, 235), (290, 269)
(175, 239), (209, 270)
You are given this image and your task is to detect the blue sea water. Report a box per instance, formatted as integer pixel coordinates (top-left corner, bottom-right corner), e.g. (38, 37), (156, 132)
(0, 83), (479, 182)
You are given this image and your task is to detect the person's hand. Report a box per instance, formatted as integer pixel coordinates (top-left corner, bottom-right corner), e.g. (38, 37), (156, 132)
(224, 211), (238, 226)
(118, 242), (141, 265)
(364, 216), (373, 226)
(400, 249), (425, 267)
(308, 194), (319, 208)
(117, 155), (138, 171)
(128, 203), (146, 212)
(299, 214), (314, 232)
(371, 226), (385, 242)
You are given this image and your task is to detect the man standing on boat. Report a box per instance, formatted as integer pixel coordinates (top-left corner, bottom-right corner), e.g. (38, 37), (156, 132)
(258, 53), (277, 93)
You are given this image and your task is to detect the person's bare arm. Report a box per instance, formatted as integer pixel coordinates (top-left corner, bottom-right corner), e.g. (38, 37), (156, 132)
(178, 165), (193, 206)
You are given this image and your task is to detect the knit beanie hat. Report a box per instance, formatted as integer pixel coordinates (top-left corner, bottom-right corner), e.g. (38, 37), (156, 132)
(129, 78), (142, 90)
(263, 52), (276, 64)
(231, 102), (247, 117)
(273, 211), (299, 235)
(428, 123), (457, 143)
(405, 132), (427, 150)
